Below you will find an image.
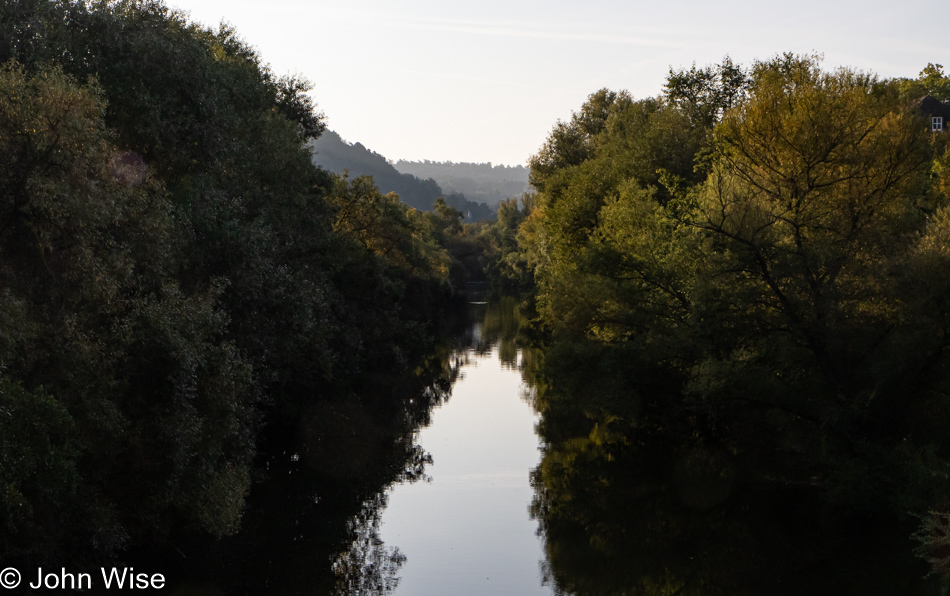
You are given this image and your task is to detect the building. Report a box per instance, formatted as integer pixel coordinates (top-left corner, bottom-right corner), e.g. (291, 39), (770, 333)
(916, 95), (950, 132)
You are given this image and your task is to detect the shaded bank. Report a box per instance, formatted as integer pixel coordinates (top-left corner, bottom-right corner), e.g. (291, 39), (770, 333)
(93, 302), (476, 596)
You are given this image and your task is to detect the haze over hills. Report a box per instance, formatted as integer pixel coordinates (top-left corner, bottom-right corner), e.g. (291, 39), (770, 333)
(310, 130), (495, 221)
(394, 160), (531, 208)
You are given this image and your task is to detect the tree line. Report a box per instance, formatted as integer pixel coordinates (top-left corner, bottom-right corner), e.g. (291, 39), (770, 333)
(495, 54), (950, 583)
(0, 0), (476, 564)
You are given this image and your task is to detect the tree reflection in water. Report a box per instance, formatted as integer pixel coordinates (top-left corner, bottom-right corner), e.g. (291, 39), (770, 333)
(333, 294), (540, 595)
(158, 296), (947, 594)
(525, 341), (942, 595)
(332, 493), (406, 596)
(155, 308), (470, 596)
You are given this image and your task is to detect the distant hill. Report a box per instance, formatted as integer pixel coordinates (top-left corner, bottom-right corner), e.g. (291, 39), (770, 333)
(393, 160), (531, 208)
(310, 131), (494, 221)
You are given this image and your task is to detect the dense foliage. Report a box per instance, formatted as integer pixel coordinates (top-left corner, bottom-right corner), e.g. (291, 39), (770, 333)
(0, 0), (462, 563)
(510, 54), (950, 583)
(5, 1), (950, 585)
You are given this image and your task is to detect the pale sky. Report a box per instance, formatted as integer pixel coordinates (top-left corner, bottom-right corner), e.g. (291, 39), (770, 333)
(170, 0), (947, 166)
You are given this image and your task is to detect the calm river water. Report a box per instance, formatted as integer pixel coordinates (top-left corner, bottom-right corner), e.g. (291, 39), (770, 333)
(151, 296), (552, 596)
(378, 328), (551, 595)
(139, 296), (939, 595)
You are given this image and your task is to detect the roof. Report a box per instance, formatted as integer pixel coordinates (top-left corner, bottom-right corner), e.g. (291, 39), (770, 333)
(915, 95), (950, 120)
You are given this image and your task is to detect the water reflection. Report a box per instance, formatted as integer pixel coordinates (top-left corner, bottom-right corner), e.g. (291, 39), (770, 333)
(332, 493), (405, 596)
(139, 318), (465, 596)
(377, 293), (551, 595)
(525, 342), (942, 595)
(148, 295), (543, 596)
(133, 293), (944, 595)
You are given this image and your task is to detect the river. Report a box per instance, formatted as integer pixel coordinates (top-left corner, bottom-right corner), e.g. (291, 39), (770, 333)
(129, 295), (939, 595)
(378, 326), (550, 594)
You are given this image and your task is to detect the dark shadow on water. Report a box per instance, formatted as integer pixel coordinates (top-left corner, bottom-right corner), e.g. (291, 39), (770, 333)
(105, 296), (536, 596)
(82, 296), (945, 595)
(525, 341), (944, 596)
(93, 309), (474, 596)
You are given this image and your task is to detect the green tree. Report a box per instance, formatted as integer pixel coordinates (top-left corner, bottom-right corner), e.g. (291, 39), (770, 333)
(528, 89), (629, 191)
(480, 194), (535, 293)
(522, 92), (705, 339)
(695, 56), (929, 382)
(520, 54), (950, 520)
(900, 63), (950, 103)
(0, 0), (463, 563)
(0, 61), (257, 554)
(664, 55), (749, 127)
(0, 379), (79, 560)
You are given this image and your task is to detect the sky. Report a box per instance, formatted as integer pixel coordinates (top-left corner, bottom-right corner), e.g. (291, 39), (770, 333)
(169, 0), (948, 166)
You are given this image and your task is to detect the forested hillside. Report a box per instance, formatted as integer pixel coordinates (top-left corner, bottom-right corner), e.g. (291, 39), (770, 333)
(394, 160), (530, 207)
(311, 130), (494, 220)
